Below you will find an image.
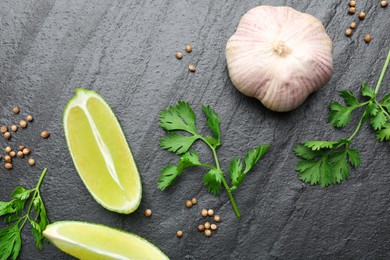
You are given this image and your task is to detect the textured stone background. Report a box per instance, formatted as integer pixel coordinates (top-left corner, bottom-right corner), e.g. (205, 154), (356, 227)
(1, 0), (390, 259)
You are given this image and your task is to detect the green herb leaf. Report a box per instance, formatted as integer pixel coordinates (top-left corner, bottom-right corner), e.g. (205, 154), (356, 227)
(370, 110), (387, 130)
(376, 123), (390, 141)
(243, 145), (269, 174)
(229, 157), (243, 186)
(346, 148), (361, 168)
(293, 144), (323, 160)
(160, 132), (199, 154)
(159, 101), (197, 133)
(203, 169), (223, 195)
(340, 90), (359, 106)
(361, 82), (376, 98)
(381, 93), (390, 111)
(201, 105), (221, 147)
(0, 222), (21, 260)
(11, 187), (33, 201)
(303, 140), (339, 150)
(329, 102), (355, 128)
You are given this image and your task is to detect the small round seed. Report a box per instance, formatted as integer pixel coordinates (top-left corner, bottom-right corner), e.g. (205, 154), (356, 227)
(358, 12), (366, 20)
(11, 125), (18, 132)
(4, 155), (11, 163)
(204, 222), (211, 229)
(207, 209), (214, 217)
(176, 230), (183, 238)
(350, 22), (357, 29)
(345, 28), (353, 37)
(26, 115), (33, 122)
(211, 224), (217, 231)
(5, 163), (12, 170)
(22, 148), (31, 155)
(175, 52), (183, 59)
(214, 215), (221, 222)
(185, 200), (193, 208)
(28, 158), (35, 166)
(19, 120), (27, 128)
(5, 147), (11, 154)
(17, 151), (24, 158)
(204, 230), (212, 237)
(144, 209), (152, 217)
(40, 130), (50, 139)
(18, 145), (25, 151)
(198, 224), (205, 232)
(201, 208), (208, 217)
(348, 7), (356, 14)
(191, 197), (197, 205)
(188, 64), (196, 72)
(185, 44), (192, 53)
(1, 125), (8, 133)
(364, 34), (372, 43)
(9, 151), (16, 157)
(348, 1), (356, 7)
(381, 1), (388, 8)
(4, 132), (11, 140)
(12, 106), (20, 114)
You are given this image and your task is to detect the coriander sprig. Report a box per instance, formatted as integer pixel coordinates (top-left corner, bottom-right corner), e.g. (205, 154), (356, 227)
(158, 101), (269, 218)
(0, 168), (50, 260)
(294, 50), (390, 187)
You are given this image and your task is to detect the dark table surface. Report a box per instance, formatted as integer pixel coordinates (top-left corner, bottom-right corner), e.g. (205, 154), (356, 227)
(1, 0), (390, 259)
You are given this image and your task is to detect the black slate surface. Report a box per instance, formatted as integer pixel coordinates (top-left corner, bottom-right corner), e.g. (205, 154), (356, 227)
(1, 0), (390, 259)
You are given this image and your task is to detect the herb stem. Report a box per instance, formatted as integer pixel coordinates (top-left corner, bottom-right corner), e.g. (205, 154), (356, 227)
(347, 111), (367, 141)
(375, 50), (390, 94)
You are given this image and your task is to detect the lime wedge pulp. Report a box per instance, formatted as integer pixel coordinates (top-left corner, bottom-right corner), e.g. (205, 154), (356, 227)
(63, 88), (141, 214)
(43, 221), (169, 259)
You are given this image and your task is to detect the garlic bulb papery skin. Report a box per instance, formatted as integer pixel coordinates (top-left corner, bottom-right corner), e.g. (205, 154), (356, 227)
(226, 6), (333, 112)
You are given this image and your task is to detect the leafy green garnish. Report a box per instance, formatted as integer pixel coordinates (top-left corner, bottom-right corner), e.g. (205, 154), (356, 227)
(0, 168), (49, 260)
(158, 102), (269, 218)
(294, 50), (390, 187)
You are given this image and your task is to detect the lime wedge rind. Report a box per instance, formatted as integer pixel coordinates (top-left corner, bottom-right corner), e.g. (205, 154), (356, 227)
(63, 88), (142, 214)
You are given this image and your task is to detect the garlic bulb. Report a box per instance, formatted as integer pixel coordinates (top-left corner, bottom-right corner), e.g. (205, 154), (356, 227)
(226, 6), (333, 112)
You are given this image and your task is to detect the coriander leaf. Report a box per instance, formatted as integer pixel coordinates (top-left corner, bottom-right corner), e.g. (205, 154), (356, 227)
(304, 140), (339, 150)
(346, 147), (361, 168)
(361, 82), (376, 99)
(0, 201), (17, 216)
(229, 157), (243, 186)
(329, 151), (350, 183)
(0, 223), (21, 260)
(179, 151), (201, 166)
(158, 165), (179, 190)
(376, 123), (390, 141)
(381, 93), (390, 111)
(159, 101), (197, 133)
(296, 157), (333, 187)
(203, 169), (223, 195)
(243, 144), (269, 174)
(329, 102), (355, 128)
(11, 187), (33, 201)
(293, 144), (323, 160)
(203, 136), (219, 147)
(340, 90), (359, 106)
(160, 132), (199, 154)
(370, 110), (387, 130)
(201, 105), (221, 146)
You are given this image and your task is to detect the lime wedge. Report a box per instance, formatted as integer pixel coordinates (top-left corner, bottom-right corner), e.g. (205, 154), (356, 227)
(63, 88), (141, 214)
(43, 221), (169, 259)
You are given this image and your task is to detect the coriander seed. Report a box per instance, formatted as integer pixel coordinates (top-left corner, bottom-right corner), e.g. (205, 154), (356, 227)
(26, 115), (33, 122)
(185, 199), (193, 208)
(175, 52), (183, 59)
(185, 44), (192, 53)
(176, 230), (183, 238)
(211, 224), (217, 231)
(348, 7), (356, 14)
(22, 148), (31, 155)
(1, 125), (8, 133)
(381, 1), (388, 8)
(12, 106), (20, 114)
(204, 222), (211, 229)
(4, 155), (11, 163)
(207, 209), (214, 217)
(19, 145), (25, 151)
(11, 125), (18, 132)
(214, 215), (221, 222)
(201, 208), (208, 217)
(40, 130), (50, 139)
(5, 147), (11, 153)
(19, 120), (27, 128)
(5, 163), (12, 169)
(198, 224), (205, 232)
(17, 151), (24, 158)
(204, 230), (212, 237)
(350, 22), (357, 29)
(4, 132), (11, 140)
(364, 34), (372, 43)
(358, 12), (366, 20)
(144, 209), (152, 217)
(188, 64), (196, 72)
(345, 28), (353, 37)
(28, 158), (35, 166)
(191, 197), (197, 205)
(348, 1), (356, 7)
(9, 151), (16, 157)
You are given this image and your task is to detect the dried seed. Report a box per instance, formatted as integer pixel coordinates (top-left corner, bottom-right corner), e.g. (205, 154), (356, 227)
(350, 22), (357, 29)
(11, 125), (18, 132)
(176, 230), (183, 238)
(40, 130), (50, 139)
(211, 224), (217, 231)
(214, 215), (221, 222)
(26, 115), (33, 122)
(207, 209), (214, 217)
(185, 200), (193, 208)
(185, 44), (192, 53)
(28, 158), (35, 166)
(358, 12), (366, 20)
(175, 52), (183, 59)
(364, 34), (372, 43)
(204, 222), (211, 229)
(9, 151), (16, 158)
(348, 7), (356, 14)
(345, 28), (353, 37)
(5, 147), (11, 154)
(381, 1), (388, 8)
(204, 230), (212, 237)
(12, 106), (20, 114)
(1, 125), (8, 133)
(19, 120), (27, 128)
(191, 197), (197, 205)
(348, 1), (356, 7)
(22, 148), (31, 155)
(144, 209), (152, 217)
(201, 208), (208, 217)
(188, 64), (196, 72)
(4, 132), (11, 140)
(198, 224), (205, 232)
(18, 145), (25, 151)
(17, 151), (24, 158)
(5, 163), (12, 170)
(4, 155), (11, 163)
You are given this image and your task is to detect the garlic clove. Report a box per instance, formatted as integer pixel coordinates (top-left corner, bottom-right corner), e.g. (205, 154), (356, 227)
(226, 6), (333, 112)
